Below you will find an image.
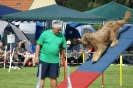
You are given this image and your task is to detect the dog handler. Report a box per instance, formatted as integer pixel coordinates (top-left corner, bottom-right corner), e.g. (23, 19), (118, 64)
(34, 20), (66, 88)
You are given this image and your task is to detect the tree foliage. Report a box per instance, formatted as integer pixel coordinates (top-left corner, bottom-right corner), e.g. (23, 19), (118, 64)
(55, 0), (133, 12)
(65, 0), (89, 12)
(55, 0), (68, 6)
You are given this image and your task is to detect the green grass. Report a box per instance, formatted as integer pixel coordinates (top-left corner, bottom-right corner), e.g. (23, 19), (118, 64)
(0, 65), (133, 88)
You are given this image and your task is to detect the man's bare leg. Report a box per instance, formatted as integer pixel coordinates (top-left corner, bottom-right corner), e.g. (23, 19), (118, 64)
(50, 78), (57, 88)
(40, 78), (45, 88)
(23, 55), (30, 66)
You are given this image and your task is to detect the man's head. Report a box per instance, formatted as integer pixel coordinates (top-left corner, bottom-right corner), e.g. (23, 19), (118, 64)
(67, 40), (71, 48)
(71, 38), (77, 44)
(52, 20), (62, 35)
(18, 40), (23, 47)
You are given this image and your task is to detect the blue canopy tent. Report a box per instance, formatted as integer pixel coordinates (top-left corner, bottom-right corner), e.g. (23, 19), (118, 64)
(65, 23), (81, 40)
(0, 4), (21, 18)
(0, 4), (21, 46)
(35, 21), (44, 40)
(65, 23), (95, 40)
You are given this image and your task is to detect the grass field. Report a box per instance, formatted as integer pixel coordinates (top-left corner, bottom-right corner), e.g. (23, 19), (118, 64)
(0, 65), (133, 88)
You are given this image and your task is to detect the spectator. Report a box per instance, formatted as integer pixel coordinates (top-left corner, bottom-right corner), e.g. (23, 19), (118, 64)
(66, 40), (71, 50)
(66, 40), (75, 64)
(15, 40), (26, 62)
(0, 40), (18, 62)
(69, 38), (83, 64)
(0, 40), (7, 61)
(21, 40), (26, 50)
(70, 38), (80, 52)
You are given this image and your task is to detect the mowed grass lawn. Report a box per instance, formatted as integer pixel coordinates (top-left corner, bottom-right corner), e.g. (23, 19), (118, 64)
(0, 65), (133, 88)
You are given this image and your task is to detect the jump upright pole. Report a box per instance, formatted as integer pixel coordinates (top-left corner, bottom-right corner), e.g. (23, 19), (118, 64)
(64, 57), (66, 79)
(102, 73), (104, 88)
(82, 51), (85, 63)
(64, 48), (67, 79)
(120, 55), (123, 87)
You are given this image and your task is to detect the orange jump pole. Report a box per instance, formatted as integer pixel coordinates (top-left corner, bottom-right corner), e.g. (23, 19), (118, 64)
(64, 48), (67, 79)
(64, 59), (66, 79)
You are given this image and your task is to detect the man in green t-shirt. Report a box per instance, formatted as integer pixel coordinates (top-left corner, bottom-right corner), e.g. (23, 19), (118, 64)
(35, 20), (66, 88)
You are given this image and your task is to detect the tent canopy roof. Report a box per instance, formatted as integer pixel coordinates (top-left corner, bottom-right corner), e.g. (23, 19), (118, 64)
(0, 4), (21, 18)
(2, 4), (105, 22)
(84, 1), (133, 22)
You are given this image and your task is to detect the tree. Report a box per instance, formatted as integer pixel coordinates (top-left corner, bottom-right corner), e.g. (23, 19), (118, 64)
(55, 0), (68, 6)
(128, 0), (133, 8)
(65, 0), (89, 12)
(87, 1), (101, 10)
(64, 0), (133, 12)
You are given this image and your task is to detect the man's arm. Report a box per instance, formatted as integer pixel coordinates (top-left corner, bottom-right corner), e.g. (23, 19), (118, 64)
(34, 44), (41, 63)
(15, 46), (19, 52)
(60, 48), (65, 66)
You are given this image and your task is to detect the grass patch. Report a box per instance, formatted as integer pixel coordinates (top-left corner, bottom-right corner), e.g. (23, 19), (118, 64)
(0, 65), (133, 88)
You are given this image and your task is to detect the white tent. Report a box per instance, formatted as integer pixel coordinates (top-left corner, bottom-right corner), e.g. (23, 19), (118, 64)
(0, 20), (31, 51)
(76, 25), (95, 37)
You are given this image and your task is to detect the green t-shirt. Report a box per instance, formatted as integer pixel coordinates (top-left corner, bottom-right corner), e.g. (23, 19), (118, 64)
(37, 30), (66, 63)
(15, 46), (25, 53)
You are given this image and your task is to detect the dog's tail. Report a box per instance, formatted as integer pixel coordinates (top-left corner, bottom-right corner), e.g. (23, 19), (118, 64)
(117, 10), (132, 25)
(123, 10), (132, 22)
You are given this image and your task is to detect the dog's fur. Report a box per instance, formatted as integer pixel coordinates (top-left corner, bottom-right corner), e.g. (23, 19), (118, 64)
(81, 11), (132, 62)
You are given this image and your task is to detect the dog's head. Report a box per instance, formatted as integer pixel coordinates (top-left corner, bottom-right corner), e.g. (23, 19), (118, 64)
(81, 33), (91, 47)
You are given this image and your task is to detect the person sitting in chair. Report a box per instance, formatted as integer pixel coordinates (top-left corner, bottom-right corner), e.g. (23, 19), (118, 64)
(23, 40), (36, 66)
(69, 38), (83, 64)
(15, 40), (26, 62)
(0, 40), (21, 62)
(66, 40), (75, 64)
(0, 40), (7, 61)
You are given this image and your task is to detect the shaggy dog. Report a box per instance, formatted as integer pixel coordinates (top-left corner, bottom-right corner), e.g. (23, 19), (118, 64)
(80, 10), (132, 62)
